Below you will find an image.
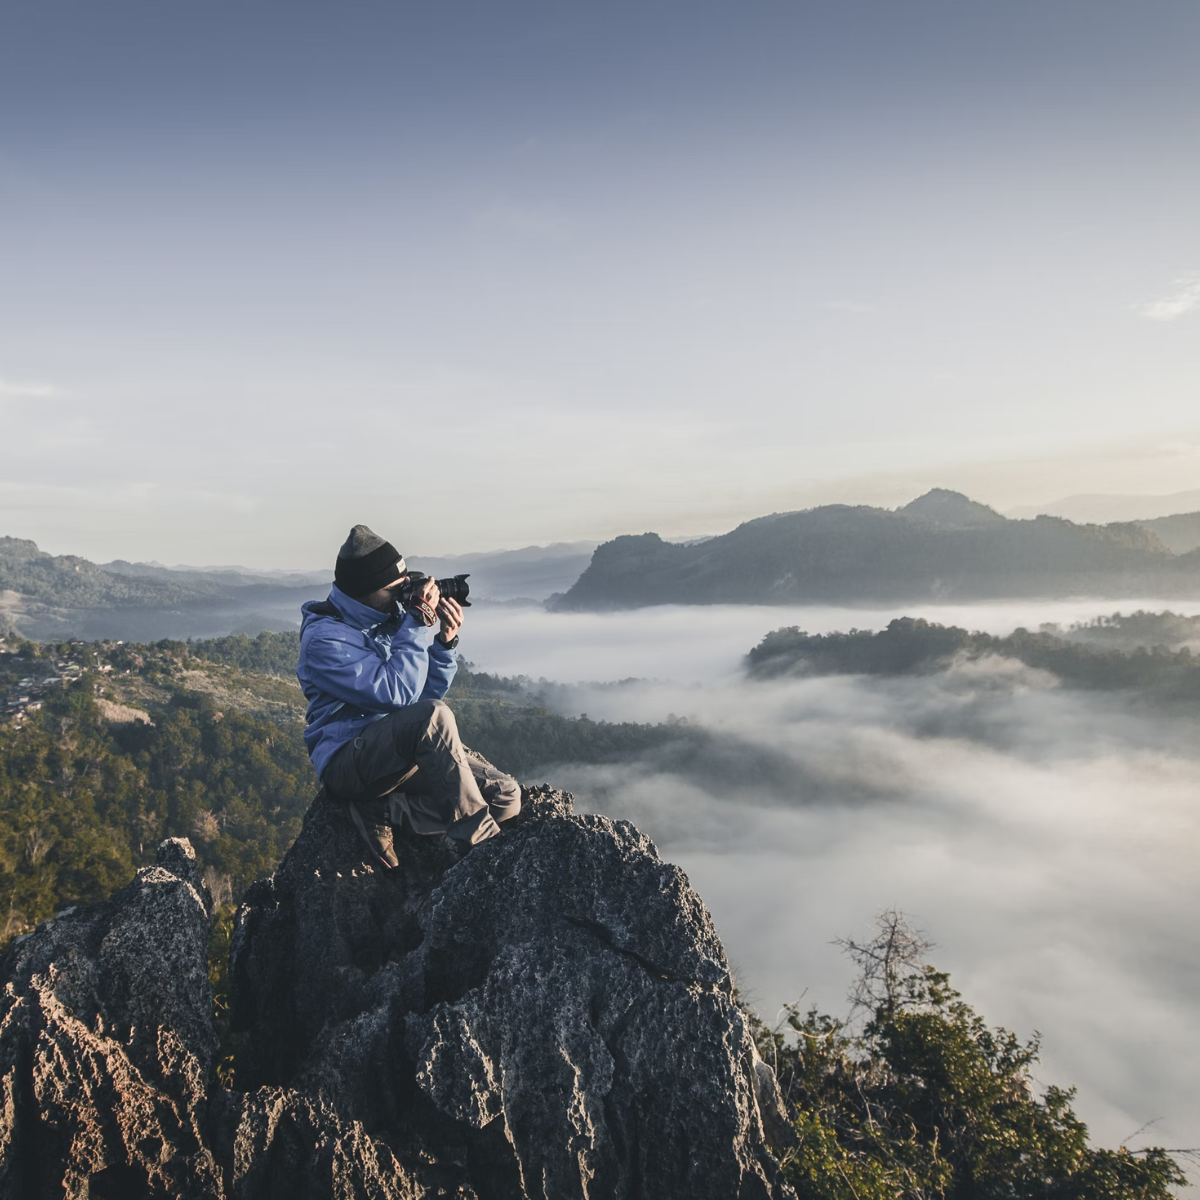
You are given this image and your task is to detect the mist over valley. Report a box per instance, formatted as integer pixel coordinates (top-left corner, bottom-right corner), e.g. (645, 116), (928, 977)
(452, 599), (1200, 1159)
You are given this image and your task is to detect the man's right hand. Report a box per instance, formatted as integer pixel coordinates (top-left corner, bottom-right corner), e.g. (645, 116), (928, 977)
(419, 576), (441, 611)
(404, 575), (442, 626)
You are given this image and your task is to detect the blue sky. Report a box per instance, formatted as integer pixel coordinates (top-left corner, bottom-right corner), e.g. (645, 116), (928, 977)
(2, 1), (1198, 565)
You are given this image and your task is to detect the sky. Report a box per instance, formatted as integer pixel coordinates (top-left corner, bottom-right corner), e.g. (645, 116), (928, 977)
(2, 1), (1199, 566)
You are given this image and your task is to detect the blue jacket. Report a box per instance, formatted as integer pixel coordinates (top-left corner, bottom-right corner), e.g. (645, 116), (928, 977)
(297, 583), (458, 779)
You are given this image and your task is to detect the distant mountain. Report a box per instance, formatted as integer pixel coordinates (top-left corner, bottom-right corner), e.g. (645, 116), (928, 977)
(1002, 490), (1200, 553)
(898, 488), (1005, 528)
(100, 542), (597, 603)
(552, 490), (1200, 610)
(0, 536), (322, 642)
(101, 559), (331, 589)
(406, 541), (595, 602)
(1135, 511), (1200, 555)
(0, 535), (597, 640)
(0, 537), (234, 608)
(1007, 489), (1200, 523)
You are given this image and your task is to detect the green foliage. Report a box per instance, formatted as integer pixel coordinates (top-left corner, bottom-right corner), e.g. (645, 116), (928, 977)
(1061, 610), (1200, 651)
(0, 668), (314, 939)
(746, 616), (1200, 704)
(208, 904), (244, 1088)
(0, 635), (41, 660)
(451, 694), (698, 778)
(756, 914), (1187, 1199)
(186, 630), (302, 677)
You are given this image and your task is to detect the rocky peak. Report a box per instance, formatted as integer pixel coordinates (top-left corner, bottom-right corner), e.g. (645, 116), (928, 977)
(0, 790), (792, 1198)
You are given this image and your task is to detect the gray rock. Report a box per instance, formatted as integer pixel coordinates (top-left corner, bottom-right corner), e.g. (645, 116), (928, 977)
(0, 837), (223, 1199)
(750, 1039), (799, 1153)
(232, 784), (792, 1198)
(0, 837), (424, 1200)
(0, 787), (792, 1198)
(209, 1088), (422, 1200)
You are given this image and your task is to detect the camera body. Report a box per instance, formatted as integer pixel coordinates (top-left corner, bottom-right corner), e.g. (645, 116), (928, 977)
(396, 571), (471, 614)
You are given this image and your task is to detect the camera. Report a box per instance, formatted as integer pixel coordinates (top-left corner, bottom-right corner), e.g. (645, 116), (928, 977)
(396, 572), (472, 609)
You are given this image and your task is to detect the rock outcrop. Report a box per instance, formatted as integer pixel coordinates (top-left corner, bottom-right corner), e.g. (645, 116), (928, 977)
(0, 838), (421, 1199)
(0, 789), (792, 1199)
(0, 838), (222, 1198)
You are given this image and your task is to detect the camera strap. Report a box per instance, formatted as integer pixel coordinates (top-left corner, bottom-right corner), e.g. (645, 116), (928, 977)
(408, 596), (437, 626)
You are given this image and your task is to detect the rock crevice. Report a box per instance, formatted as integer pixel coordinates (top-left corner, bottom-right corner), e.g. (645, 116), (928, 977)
(562, 912), (721, 985)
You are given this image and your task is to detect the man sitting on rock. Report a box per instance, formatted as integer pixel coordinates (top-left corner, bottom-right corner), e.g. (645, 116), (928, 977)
(297, 524), (520, 869)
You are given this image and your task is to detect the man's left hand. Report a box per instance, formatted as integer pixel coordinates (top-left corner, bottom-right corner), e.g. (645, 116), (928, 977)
(437, 597), (463, 645)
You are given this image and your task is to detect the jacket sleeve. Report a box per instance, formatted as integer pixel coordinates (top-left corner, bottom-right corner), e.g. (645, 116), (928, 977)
(302, 614), (432, 712)
(420, 639), (458, 701)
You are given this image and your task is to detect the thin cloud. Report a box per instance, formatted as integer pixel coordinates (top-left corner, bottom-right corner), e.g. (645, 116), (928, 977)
(1134, 274), (1200, 322)
(0, 376), (63, 398)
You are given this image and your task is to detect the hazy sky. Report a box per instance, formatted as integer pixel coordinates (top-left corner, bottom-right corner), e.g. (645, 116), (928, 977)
(2, 1), (1198, 565)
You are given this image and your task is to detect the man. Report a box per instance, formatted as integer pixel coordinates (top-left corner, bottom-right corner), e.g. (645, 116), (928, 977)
(298, 524), (520, 869)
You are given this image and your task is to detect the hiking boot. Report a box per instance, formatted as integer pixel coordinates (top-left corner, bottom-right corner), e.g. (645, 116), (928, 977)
(347, 797), (399, 870)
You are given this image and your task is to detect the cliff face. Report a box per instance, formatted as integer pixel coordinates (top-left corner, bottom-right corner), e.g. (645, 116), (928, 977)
(0, 789), (792, 1199)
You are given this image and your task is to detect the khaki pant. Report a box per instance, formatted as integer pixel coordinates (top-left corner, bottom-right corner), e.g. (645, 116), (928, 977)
(322, 699), (520, 845)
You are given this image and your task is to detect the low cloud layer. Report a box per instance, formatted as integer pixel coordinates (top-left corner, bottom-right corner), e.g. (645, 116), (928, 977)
(463, 601), (1200, 1156)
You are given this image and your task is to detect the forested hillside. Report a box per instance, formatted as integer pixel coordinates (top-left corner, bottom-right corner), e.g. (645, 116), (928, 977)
(0, 535), (322, 643)
(1137, 510), (1200, 555)
(0, 631), (698, 938)
(0, 536), (229, 607)
(745, 613), (1200, 703)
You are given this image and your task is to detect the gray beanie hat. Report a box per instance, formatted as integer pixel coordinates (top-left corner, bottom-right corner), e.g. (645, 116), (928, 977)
(335, 525), (406, 597)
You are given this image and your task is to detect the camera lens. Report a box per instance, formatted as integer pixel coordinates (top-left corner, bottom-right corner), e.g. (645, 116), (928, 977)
(436, 573), (471, 606)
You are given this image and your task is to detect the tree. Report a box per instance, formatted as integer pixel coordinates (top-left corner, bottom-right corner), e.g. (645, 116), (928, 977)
(755, 912), (1187, 1199)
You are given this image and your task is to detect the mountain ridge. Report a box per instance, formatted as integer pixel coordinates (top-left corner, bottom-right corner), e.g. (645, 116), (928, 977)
(0, 536), (596, 641)
(552, 489), (1198, 610)
(1007, 488), (1200, 524)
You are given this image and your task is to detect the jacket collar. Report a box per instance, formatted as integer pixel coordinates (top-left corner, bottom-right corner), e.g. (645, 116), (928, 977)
(328, 583), (401, 633)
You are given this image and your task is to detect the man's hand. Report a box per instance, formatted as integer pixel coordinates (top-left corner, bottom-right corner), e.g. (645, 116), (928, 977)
(404, 576), (442, 626)
(437, 597), (463, 645)
(419, 576), (441, 611)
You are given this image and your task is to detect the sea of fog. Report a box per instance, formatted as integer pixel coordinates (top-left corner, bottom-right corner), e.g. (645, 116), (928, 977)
(459, 599), (1200, 1160)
